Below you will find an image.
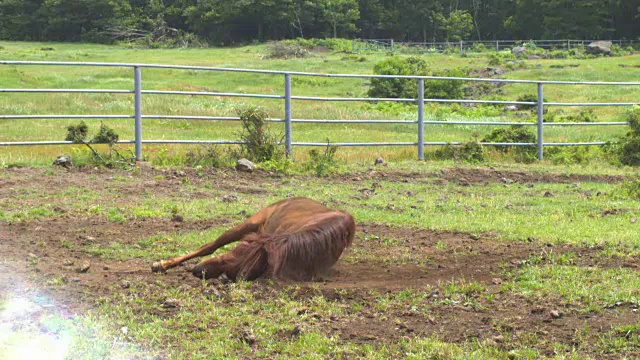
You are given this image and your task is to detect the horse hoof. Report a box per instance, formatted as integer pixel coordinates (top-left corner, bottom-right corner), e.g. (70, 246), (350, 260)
(151, 261), (166, 273)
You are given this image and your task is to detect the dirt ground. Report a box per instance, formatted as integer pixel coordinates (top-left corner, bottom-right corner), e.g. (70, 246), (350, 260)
(1, 166), (638, 358)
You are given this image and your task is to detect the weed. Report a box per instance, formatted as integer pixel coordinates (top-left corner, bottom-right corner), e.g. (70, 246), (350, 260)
(235, 106), (284, 163)
(305, 141), (339, 176)
(64, 121), (133, 167)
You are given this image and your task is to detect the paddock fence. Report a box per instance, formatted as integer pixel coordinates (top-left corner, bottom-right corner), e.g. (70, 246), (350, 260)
(0, 60), (639, 161)
(352, 39), (638, 55)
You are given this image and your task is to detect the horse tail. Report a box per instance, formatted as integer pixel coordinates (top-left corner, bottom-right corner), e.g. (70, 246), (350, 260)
(226, 234), (269, 281)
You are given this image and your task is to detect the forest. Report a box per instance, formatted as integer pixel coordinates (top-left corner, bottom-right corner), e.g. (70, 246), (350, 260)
(0, 0), (638, 46)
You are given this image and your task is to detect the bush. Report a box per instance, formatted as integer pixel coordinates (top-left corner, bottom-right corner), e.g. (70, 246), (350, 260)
(235, 107), (284, 162)
(184, 145), (230, 168)
(616, 179), (640, 200)
(482, 125), (537, 162)
(292, 38), (353, 52)
(64, 121), (132, 166)
(516, 94), (547, 110)
(425, 68), (467, 100)
(368, 57), (467, 100)
(434, 140), (485, 163)
(547, 146), (598, 165)
(368, 57), (428, 99)
(617, 106), (640, 166)
(305, 141), (339, 176)
(265, 41), (309, 59)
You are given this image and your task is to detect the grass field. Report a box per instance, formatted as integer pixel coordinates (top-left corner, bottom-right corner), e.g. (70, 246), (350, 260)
(1, 41), (640, 359)
(1, 165), (640, 359)
(0, 41), (639, 166)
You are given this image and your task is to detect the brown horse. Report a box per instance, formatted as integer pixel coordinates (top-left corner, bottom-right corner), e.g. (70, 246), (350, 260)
(151, 197), (355, 281)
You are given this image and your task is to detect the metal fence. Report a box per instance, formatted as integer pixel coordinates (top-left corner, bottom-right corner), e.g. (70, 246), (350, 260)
(0, 60), (639, 161)
(353, 39), (638, 55)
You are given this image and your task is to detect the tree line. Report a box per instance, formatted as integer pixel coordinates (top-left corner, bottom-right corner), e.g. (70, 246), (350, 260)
(0, 0), (638, 46)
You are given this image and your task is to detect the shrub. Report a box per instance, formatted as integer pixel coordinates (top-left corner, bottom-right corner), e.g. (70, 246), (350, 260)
(368, 57), (428, 99)
(265, 41), (309, 59)
(235, 107), (284, 162)
(516, 94), (547, 110)
(64, 121), (132, 166)
(425, 68), (467, 100)
(547, 146), (598, 165)
(305, 141), (339, 176)
(617, 179), (640, 200)
(482, 125), (537, 162)
(616, 107), (640, 166)
(184, 145), (230, 168)
(434, 140), (485, 163)
(368, 57), (467, 100)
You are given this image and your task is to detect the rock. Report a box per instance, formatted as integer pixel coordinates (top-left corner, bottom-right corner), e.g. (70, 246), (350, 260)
(120, 280), (131, 289)
(239, 331), (257, 345)
(63, 259), (75, 266)
(161, 299), (181, 308)
(543, 191), (554, 198)
(236, 158), (255, 172)
(222, 194), (239, 203)
(52, 155), (72, 168)
(374, 157), (385, 166)
(171, 214), (184, 222)
(486, 67), (505, 76)
(76, 261), (91, 273)
(503, 105), (518, 112)
(136, 161), (153, 170)
(586, 41), (613, 56)
(528, 55), (541, 60)
(631, 218), (638, 224)
(550, 310), (563, 319)
(511, 46), (527, 58)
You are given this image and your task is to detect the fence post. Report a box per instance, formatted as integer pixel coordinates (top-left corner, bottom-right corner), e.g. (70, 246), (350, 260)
(417, 79), (425, 160)
(134, 66), (142, 161)
(459, 40), (463, 55)
(284, 73), (292, 159)
(567, 40), (571, 50)
(536, 82), (544, 160)
(496, 40), (499, 52)
(390, 39), (394, 52)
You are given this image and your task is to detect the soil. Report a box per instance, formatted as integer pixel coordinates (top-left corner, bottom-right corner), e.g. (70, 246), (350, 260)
(0, 166), (637, 358)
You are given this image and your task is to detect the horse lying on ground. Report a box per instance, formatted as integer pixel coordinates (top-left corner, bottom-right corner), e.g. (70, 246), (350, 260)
(151, 197), (355, 281)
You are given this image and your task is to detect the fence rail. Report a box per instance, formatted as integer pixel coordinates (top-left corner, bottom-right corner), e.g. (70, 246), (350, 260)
(352, 38), (638, 55)
(0, 60), (639, 161)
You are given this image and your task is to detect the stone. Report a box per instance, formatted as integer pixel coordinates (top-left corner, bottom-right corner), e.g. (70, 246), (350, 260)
(236, 158), (255, 172)
(503, 105), (518, 112)
(511, 46), (527, 58)
(374, 157), (385, 166)
(53, 155), (72, 168)
(586, 41), (613, 56)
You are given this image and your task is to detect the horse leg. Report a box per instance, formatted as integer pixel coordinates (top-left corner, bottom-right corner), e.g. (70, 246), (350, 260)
(191, 241), (268, 281)
(151, 219), (263, 273)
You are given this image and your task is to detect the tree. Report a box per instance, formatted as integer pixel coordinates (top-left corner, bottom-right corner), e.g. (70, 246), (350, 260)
(320, 0), (359, 38)
(434, 9), (473, 41)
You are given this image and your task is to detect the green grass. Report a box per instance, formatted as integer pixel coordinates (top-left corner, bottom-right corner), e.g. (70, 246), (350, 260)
(506, 264), (640, 312)
(0, 41), (638, 165)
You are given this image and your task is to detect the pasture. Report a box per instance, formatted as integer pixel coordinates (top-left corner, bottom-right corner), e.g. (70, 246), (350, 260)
(1, 163), (640, 359)
(0, 41), (639, 165)
(1, 42), (640, 359)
